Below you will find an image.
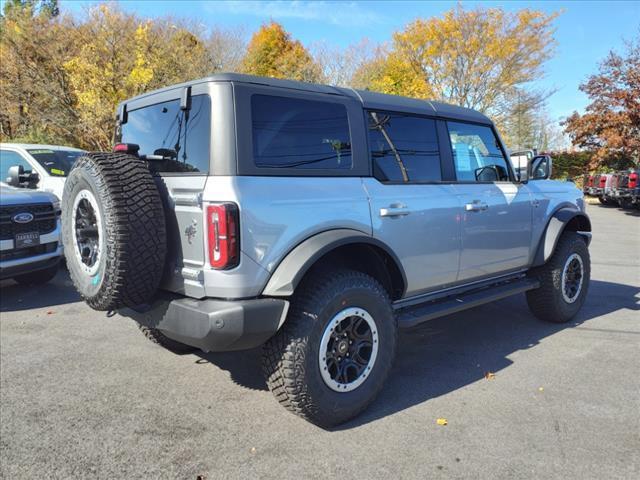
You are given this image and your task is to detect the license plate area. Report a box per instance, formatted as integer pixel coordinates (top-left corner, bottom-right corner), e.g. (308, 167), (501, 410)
(15, 231), (40, 249)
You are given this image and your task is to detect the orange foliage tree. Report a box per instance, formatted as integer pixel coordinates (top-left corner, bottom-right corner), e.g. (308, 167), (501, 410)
(562, 36), (640, 170)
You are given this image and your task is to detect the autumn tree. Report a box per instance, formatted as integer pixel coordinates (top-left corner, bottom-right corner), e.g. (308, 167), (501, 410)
(355, 5), (558, 136)
(1, 3), (244, 149)
(312, 39), (378, 87)
(562, 36), (640, 170)
(0, 0), (78, 144)
(241, 21), (321, 82)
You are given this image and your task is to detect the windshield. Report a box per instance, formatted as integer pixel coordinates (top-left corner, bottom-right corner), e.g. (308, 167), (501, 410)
(27, 149), (84, 177)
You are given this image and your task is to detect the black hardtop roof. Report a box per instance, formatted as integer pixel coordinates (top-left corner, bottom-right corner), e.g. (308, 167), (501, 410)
(120, 73), (492, 124)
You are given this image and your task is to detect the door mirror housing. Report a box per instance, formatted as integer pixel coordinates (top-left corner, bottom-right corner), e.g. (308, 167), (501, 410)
(528, 155), (553, 181)
(7, 165), (40, 188)
(6, 165), (23, 187)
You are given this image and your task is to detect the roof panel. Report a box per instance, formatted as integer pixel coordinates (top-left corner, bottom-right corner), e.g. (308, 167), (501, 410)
(118, 73), (492, 125)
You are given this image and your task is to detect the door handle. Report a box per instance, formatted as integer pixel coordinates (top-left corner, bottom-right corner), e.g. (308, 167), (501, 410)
(380, 205), (411, 217)
(464, 200), (488, 212)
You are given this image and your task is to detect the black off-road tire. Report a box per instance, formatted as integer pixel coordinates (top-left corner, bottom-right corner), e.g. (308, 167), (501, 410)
(526, 232), (590, 323)
(138, 325), (195, 353)
(619, 198), (633, 209)
(62, 152), (166, 311)
(262, 269), (397, 428)
(597, 196), (609, 205)
(13, 263), (59, 285)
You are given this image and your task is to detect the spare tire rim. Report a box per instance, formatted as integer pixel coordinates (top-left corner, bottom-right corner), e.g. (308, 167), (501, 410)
(319, 307), (379, 392)
(71, 189), (103, 277)
(561, 253), (584, 304)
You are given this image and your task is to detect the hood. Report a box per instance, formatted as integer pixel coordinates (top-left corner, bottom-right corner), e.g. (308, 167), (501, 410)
(0, 184), (58, 206)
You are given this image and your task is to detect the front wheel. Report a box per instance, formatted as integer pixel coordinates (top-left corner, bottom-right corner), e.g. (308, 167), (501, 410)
(526, 232), (590, 323)
(262, 269), (397, 427)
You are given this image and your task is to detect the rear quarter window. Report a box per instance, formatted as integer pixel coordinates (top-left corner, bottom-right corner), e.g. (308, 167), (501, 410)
(120, 94), (211, 174)
(251, 95), (352, 170)
(367, 111), (442, 183)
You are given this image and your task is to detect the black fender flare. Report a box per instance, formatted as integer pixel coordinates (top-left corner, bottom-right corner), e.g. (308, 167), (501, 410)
(531, 208), (592, 267)
(262, 229), (407, 297)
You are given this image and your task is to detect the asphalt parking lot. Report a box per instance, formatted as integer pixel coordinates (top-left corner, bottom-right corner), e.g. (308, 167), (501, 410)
(1, 203), (638, 479)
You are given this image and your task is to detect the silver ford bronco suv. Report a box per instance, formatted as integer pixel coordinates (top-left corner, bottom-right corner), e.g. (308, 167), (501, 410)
(61, 74), (591, 427)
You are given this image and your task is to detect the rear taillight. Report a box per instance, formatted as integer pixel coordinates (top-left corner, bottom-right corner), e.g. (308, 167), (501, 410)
(629, 172), (638, 189)
(599, 176), (606, 187)
(207, 203), (239, 270)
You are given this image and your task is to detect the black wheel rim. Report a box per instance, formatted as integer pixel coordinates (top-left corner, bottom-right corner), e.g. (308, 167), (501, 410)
(75, 198), (99, 268)
(319, 307), (379, 392)
(71, 189), (103, 276)
(562, 253), (584, 303)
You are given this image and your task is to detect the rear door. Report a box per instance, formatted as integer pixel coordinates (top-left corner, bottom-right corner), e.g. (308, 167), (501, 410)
(363, 111), (461, 297)
(446, 121), (533, 282)
(118, 89), (212, 297)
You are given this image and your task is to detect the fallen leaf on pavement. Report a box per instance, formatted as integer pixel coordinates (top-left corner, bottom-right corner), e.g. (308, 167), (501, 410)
(250, 447), (257, 454)
(538, 387), (544, 392)
(436, 418), (448, 426)
(484, 372), (495, 380)
(46, 311), (54, 315)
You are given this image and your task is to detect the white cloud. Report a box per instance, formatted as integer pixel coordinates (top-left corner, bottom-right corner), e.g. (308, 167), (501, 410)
(203, 1), (384, 27)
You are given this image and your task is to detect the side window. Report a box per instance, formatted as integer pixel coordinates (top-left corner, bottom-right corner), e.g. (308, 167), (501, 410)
(447, 121), (510, 182)
(121, 94), (211, 174)
(251, 94), (352, 170)
(0, 150), (33, 182)
(367, 111), (441, 183)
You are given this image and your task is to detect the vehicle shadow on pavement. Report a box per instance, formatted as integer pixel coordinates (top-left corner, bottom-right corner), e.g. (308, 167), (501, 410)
(187, 279), (639, 429)
(194, 348), (268, 391)
(0, 269), (81, 313)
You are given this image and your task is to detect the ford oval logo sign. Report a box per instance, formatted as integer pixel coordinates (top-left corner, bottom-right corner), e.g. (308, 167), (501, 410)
(12, 212), (34, 224)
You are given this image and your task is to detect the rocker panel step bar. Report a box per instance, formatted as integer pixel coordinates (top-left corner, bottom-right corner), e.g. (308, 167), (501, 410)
(396, 278), (540, 329)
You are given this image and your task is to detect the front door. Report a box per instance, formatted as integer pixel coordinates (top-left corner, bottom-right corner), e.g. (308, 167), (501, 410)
(446, 121), (533, 282)
(364, 111), (461, 297)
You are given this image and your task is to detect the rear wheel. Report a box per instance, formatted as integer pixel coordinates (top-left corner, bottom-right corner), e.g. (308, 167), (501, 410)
(526, 232), (590, 323)
(262, 269), (397, 427)
(619, 198), (633, 209)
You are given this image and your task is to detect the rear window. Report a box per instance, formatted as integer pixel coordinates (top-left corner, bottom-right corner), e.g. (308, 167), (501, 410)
(27, 149), (84, 177)
(251, 95), (352, 170)
(367, 111), (441, 183)
(120, 94), (211, 174)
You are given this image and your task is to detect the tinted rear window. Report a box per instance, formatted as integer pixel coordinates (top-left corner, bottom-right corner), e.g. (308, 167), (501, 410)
(367, 111), (441, 182)
(120, 94), (211, 174)
(251, 95), (352, 170)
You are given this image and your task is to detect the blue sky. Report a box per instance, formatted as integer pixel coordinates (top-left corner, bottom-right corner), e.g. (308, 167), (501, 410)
(48, 1), (640, 121)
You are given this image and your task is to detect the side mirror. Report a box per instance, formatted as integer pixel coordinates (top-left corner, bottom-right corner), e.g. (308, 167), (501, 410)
(6, 165), (40, 188)
(7, 165), (23, 187)
(528, 155), (553, 181)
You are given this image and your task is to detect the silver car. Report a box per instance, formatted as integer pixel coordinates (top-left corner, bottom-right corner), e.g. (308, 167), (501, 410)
(0, 184), (62, 284)
(60, 73), (592, 427)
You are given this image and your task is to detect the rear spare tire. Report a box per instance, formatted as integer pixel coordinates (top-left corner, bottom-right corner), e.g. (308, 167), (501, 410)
(62, 152), (166, 311)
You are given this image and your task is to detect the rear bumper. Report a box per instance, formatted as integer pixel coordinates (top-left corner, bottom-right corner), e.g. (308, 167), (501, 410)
(120, 294), (289, 352)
